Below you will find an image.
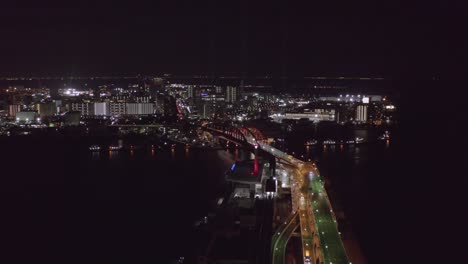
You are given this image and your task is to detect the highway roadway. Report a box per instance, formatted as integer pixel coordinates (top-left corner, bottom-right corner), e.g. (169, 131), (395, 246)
(307, 164), (349, 264)
(298, 198), (315, 264)
(272, 212), (299, 264)
(293, 164), (319, 264)
(255, 134), (350, 264)
(274, 160), (318, 264)
(207, 125), (350, 264)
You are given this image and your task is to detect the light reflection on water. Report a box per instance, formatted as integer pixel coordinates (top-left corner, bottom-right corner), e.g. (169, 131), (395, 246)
(108, 150), (116, 160)
(300, 141), (390, 167)
(90, 145), (253, 167)
(9, 137), (252, 263)
(91, 151), (100, 160)
(185, 147), (190, 159)
(171, 148), (175, 159)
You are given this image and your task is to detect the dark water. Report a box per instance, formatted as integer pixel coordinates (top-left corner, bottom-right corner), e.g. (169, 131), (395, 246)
(316, 143), (395, 262)
(285, 129), (398, 264)
(1, 135), (251, 264)
(1, 132), (399, 264)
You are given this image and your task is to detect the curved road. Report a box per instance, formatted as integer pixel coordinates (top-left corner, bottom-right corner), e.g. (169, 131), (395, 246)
(272, 212), (299, 264)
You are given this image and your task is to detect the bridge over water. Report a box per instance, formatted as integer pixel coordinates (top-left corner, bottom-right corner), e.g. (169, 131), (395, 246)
(205, 124), (350, 264)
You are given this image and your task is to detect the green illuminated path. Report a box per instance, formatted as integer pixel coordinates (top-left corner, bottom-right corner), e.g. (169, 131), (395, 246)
(272, 212), (299, 264)
(309, 165), (349, 264)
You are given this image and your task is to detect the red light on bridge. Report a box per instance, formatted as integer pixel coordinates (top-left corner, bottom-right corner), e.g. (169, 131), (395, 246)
(253, 158), (259, 175)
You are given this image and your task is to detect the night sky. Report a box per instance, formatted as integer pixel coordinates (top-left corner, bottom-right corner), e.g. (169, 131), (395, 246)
(0, 1), (465, 78)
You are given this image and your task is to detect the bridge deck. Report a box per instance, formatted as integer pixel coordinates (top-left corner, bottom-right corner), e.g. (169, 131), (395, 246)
(207, 125), (350, 264)
(310, 170), (349, 264)
(257, 141), (350, 264)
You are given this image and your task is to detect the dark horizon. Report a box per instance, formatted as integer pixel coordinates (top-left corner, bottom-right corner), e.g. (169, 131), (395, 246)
(1, 1), (465, 79)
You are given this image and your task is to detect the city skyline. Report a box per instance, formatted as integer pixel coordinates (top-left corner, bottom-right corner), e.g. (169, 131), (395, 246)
(0, 2), (463, 264)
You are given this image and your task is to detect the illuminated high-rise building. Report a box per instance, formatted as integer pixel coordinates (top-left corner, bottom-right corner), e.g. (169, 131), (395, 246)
(356, 105), (368, 122)
(225, 86), (238, 103)
(94, 102), (109, 116)
(187, 86), (195, 98)
(110, 102), (126, 116)
(9, 104), (21, 117)
(71, 102), (94, 116)
(126, 103), (154, 115)
(37, 102), (57, 117)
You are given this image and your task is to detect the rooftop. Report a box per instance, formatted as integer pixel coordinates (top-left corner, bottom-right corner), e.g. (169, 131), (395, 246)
(226, 159), (263, 184)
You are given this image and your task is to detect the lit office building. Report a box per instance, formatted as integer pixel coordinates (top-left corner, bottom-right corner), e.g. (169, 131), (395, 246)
(271, 109), (336, 123)
(187, 86), (195, 98)
(356, 105), (368, 122)
(9, 104), (22, 117)
(134, 95), (151, 103)
(225, 86), (238, 103)
(94, 102), (110, 116)
(126, 103), (154, 115)
(36, 102), (57, 117)
(71, 103), (94, 116)
(110, 102), (126, 116)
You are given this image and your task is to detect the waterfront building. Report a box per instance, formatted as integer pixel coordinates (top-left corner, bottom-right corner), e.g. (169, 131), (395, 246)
(126, 103), (154, 115)
(9, 104), (21, 117)
(36, 102), (57, 117)
(356, 104), (368, 122)
(71, 102), (94, 116)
